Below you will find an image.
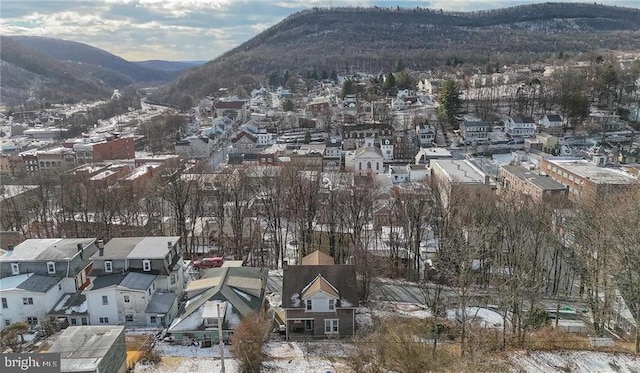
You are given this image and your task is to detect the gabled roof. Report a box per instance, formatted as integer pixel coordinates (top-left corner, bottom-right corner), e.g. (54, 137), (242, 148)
(168, 267), (267, 332)
(301, 250), (334, 266)
(232, 131), (257, 144)
(17, 274), (61, 293)
(510, 116), (535, 124)
(544, 114), (562, 122)
(49, 292), (88, 316)
(301, 274), (340, 299)
(0, 238), (96, 262)
(145, 292), (177, 314)
(282, 265), (358, 309)
(354, 146), (383, 158)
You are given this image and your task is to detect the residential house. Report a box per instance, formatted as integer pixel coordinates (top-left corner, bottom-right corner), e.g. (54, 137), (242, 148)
(43, 325), (126, 373)
(460, 121), (489, 143)
(231, 131), (257, 154)
(0, 274), (65, 331)
(324, 139), (342, 171)
(536, 133), (560, 154)
(389, 165), (409, 184)
(345, 138), (384, 175)
(505, 116), (536, 138)
(416, 122), (436, 147)
(414, 147), (452, 165)
(539, 114), (563, 135)
(168, 266), (268, 344)
(588, 111), (628, 132)
(175, 136), (214, 159)
(0, 238), (98, 329)
(89, 236), (184, 295)
(307, 97), (331, 116)
(282, 250), (358, 339)
(84, 272), (178, 327)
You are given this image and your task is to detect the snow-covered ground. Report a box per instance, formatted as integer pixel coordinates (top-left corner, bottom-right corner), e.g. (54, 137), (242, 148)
(153, 341), (232, 358)
(135, 357), (239, 373)
(263, 341), (348, 373)
(509, 350), (640, 373)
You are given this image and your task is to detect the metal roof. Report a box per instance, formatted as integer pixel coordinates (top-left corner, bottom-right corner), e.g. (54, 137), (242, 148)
(119, 272), (156, 290)
(91, 273), (126, 290)
(17, 274), (60, 293)
(0, 238), (95, 262)
(145, 292), (177, 314)
(45, 326), (124, 372)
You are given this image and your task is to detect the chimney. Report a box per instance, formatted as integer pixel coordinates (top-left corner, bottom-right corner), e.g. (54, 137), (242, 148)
(77, 243), (83, 259)
(167, 241), (173, 250)
(97, 239), (104, 249)
(283, 260), (289, 269)
(6, 244), (13, 251)
(484, 174), (491, 185)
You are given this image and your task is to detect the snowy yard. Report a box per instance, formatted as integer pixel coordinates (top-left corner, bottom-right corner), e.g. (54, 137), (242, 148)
(509, 350), (640, 373)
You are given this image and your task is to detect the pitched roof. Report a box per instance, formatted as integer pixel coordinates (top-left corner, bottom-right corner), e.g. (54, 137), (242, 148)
(119, 272), (156, 290)
(354, 146), (383, 158)
(168, 267), (267, 332)
(301, 250), (334, 265)
(282, 265), (358, 309)
(301, 274), (340, 299)
(145, 292), (177, 314)
(1, 238), (96, 262)
(17, 274), (60, 293)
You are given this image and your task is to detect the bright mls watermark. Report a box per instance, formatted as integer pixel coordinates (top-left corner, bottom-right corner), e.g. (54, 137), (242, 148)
(2, 353), (60, 373)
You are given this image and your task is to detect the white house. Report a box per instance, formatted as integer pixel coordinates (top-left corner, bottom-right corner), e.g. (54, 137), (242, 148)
(460, 121), (489, 143)
(505, 116), (536, 138)
(391, 98), (406, 111)
(416, 123), (436, 147)
(85, 272), (178, 327)
(345, 138), (384, 175)
(540, 114), (562, 133)
(175, 136), (213, 158)
(0, 274), (65, 330)
(389, 165), (410, 184)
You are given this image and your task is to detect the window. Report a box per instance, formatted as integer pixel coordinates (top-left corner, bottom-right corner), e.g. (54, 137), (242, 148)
(324, 319), (339, 334)
(102, 296), (108, 305)
(124, 295), (130, 303)
(70, 318), (77, 325)
(81, 317), (88, 325)
(306, 300), (312, 311)
(99, 317), (109, 324)
(170, 274), (176, 285)
(23, 298), (34, 305)
(4, 319), (11, 326)
(11, 263), (19, 275)
(1, 298), (7, 309)
(329, 299), (335, 311)
(104, 261), (113, 273)
(125, 315), (134, 322)
(148, 288), (152, 296)
(150, 316), (157, 324)
(47, 262), (56, 274)
(143, 260), (151, 271)
(27, 317), (38, 326)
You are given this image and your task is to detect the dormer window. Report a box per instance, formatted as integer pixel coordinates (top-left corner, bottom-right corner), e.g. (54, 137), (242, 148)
(143, 260), (151, 271)
(104, 261), (113, 273)
(47, 262), (56, 274)
(11, 263), (19, 275)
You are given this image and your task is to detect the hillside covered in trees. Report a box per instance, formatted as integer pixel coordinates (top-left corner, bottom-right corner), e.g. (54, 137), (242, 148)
(155, 2), (640, 105)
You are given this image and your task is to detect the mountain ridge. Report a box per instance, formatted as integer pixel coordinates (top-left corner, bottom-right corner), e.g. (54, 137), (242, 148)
(154, 2), (640, 105)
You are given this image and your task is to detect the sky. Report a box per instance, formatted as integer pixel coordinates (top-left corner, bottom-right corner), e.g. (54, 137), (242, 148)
(1, 0), (638, 62)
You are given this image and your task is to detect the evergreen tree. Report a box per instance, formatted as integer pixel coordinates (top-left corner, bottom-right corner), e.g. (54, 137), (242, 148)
(283, 99), (295, 112)
(341, 79), (356, 97)
(437, 80), (462, 128)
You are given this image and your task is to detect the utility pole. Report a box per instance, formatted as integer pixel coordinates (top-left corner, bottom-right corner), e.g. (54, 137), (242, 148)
(217, 302), (225, 373)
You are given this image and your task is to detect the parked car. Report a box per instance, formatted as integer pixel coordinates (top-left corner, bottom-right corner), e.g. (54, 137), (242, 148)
(192, 257), (224, 269)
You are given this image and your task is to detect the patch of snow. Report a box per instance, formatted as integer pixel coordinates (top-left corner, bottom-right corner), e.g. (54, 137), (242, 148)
(448, 307), (506, 329)
(232, 288), (252, 302)
(65, 299), (88, 314)
(153, 341), (232, 358)
(290, 293), (300, 307)
(23, 332), (38, 342)
(266, 292), (281, 308)
(263, 341), (348, 373)
(135, 357), (238, 373)
(340, 298), (352, 307)
(355, 312), (373, 332)
(509, 350), (640, 373)
(168, 305), (204, 331)
(54, 294), (71, 312)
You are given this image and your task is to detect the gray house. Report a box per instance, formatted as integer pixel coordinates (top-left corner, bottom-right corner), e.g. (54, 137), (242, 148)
(90, 236), (184, 295)
(44, 325), (126, 373)
(282, 251), (358, 340)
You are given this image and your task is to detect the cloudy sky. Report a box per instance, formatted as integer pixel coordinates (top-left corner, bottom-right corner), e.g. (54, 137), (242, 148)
(1, 0), (637, 62)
